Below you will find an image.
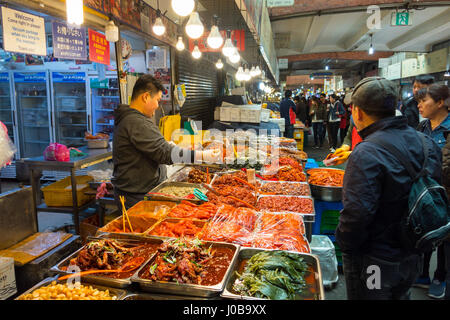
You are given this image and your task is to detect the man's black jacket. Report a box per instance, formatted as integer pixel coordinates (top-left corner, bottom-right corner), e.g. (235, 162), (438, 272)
(335, 116), (442, 261)
(403, 97), (419, 128)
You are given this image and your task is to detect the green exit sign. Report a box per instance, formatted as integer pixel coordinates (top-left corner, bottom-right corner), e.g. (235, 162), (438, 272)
(391, 12), (413, 26)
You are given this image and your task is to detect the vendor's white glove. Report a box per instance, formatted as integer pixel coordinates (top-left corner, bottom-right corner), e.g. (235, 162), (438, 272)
(168, 141), (177, 147)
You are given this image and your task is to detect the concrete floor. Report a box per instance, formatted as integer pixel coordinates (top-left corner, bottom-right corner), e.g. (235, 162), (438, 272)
(0, 129), (440, 300)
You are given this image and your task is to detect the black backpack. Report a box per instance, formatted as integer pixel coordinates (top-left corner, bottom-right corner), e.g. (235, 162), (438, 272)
(369, 133), (450, 254)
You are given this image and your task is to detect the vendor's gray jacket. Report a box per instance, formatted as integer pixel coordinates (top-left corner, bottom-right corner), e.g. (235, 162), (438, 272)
(336, 116), (442, 261)
(112, 104), (188, 194)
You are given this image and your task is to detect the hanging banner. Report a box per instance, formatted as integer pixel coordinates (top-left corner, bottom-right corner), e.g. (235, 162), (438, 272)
(88, 29), (110, 65)
(52, 22), (86, 60)
(0, 73), (9, 82)
(188, 30), (245, 52)
(1, 7), (46, 56)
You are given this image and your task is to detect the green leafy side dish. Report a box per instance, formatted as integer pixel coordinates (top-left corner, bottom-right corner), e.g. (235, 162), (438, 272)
(232, 250), (309, 300)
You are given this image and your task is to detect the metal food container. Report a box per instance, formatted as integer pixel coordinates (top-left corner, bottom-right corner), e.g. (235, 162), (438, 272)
(259, 181), (311, 197)
(50, 236), (164, 289)
(120, 292), (210, 300)
(96, 215), (160, 237)
(16, 275), (127, 300)
(147, 181), (205, 204)
(256, 195), (315, 222)
(307, 168), (344, 202)
(85, 138), (109, 149)
(131, 241), (240, 297)
(210, 170), (263, 187)
(221, 248), (324, 300)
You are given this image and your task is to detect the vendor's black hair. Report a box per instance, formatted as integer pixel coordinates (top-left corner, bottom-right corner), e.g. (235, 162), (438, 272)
(330, 94), (338, 100)
(320, 93), (326, 98)
(417, 84), (450, 107)
(131, 74), (165, 101)
(285, 90), (293, 98)
(293, 96), (300, 102)
(413, 75), (435, 85)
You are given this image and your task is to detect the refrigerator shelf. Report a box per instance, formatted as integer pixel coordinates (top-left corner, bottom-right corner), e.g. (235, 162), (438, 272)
(56, 95), (84, 98)
(61, 123), (87, 126)
(96, 109), (114, 112)
(22, 108), (48, 111)
(24, 124), (49, 128)
(0, 108), (12, 110)
(96, 95), (120, 98)
(61, 137), (84, 139)
(96, 123), (114, 126)
(20, 96), (47, 98)
(58, 109), (86, 112)
(0, 95), (10, 97)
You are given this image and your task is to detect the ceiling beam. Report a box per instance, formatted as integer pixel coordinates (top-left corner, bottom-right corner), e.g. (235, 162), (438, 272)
(269, 0), (450, 20)
(387, 8), (450, 50)
(302, 15), (327, 53)
(341, 10), (391, 51)
(280, 51), (394, 63)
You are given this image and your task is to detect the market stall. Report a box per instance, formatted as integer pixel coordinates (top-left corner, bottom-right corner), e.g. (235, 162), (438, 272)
(10, 132), (347, 301)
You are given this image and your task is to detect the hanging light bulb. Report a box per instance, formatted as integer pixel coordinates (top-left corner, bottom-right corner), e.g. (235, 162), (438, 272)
(254, 66), (262, 76)
(244, 67), (251, 81)
(207, 25), (224, 49)
(153, 16), (166, 36)
(250, 66), (258, 77)
(325, 65), (329, 70)
(185, 12), (204, 39)
(222, 38), (235, 57)
(105, 20), (119, 43)
(171, 0), (195, 17)
(66, 0), (84, 26)
(236, 66), (244, 81)
(176, 36), (185, 51)
(192, 44), (202, 59)
(368, 34), (374, 55)
(229, 51), (240, 64)
(216, 58), (223, 69)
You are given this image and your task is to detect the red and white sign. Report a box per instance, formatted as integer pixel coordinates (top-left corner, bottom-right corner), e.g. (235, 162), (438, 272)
(88, 29), (110, 65)
(188, 30), (245, 52)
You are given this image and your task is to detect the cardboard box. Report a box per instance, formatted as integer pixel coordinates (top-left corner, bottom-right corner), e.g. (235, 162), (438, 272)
(0, 257), (17, 300)
(230, 108), (241, 122)
(219, 107), (232, 122)
(261, 109), (271, 122)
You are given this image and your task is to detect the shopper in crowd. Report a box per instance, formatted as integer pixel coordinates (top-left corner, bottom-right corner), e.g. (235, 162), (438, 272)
(309, 96), (327, 149)
(294, 95), (308, 125)
(327, 94), (345, 152)
(112, 75), (219, 209)
(339, 102), (351, 146)
(336, 77), (442, 300)
(441, 131), (450, 300)
(319, 93), (329, 146)
(403, 75), (435, 128)
(414, 84), (450, 298)
(280, 90), (297, 138)
(302, 95), (311, 127)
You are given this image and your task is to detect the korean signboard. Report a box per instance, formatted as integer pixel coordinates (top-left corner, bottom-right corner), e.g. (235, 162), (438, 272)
(88, 29), (110, 65)
(52, 22), (86, 60)
(1, 7), (46, 56)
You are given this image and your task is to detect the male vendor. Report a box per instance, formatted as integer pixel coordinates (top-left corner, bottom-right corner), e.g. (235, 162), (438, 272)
(112, 74), (218, 209)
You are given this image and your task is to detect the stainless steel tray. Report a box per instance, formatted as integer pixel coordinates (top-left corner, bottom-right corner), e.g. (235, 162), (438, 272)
(131, 241), (240, 297)
(221, 248), (324, 300)
(120, 292), (210, 300)
(259, 180), (311, 197)
(306, 168), (344, 202)
(256, 195), (315, 219)
(50, 235), (164, 289)
(147, 181), (206, 204)
(16, 275), (127, 300)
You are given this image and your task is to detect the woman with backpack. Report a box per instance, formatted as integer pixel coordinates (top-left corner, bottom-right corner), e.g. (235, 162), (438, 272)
(415, 84), (450, 299)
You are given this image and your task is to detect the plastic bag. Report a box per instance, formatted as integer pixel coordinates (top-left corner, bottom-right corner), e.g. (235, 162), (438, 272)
(87, 169), (113, 182)
(43, 143), (70, 162)
(0, 121), (16, 168)
(251, 212), (310, 253)
(200, 204), (257, 247)
(310, 235), (339, 286)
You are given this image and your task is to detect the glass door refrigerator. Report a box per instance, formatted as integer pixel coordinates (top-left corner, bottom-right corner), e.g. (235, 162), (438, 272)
(51, 72), (88, 147)
(13, 72), (52, 158)
(0, 72), (15, 147)
(89, 76), (119, 138)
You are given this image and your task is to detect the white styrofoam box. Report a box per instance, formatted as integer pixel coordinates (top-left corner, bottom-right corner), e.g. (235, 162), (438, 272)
(219, 107), (231, 122)
(261, 109), (271, 122)
(214, 108), (220, 121)
(0, 257), (17, 300)
(238, 105), (261, 124)
(231, 87), (245, 95)
(230, 108), (241, 122)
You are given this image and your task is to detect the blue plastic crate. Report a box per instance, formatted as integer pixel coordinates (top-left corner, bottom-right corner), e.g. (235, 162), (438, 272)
(305, 158), (318, 170)
(312, 200), (343, 235)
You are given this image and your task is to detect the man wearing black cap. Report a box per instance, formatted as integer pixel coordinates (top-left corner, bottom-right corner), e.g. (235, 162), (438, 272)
(335, 77), (442, 300)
